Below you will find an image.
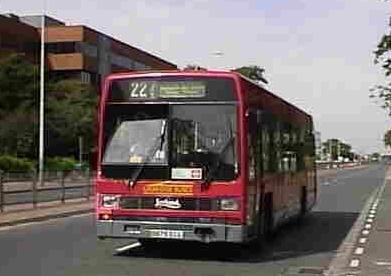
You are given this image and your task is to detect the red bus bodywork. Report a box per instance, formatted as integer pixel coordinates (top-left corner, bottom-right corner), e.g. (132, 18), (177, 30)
(95, 70), (316, 243)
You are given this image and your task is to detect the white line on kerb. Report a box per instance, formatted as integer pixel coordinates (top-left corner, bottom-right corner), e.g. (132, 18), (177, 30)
(366, 218), (374, 223)
(350, 259), (360, 268)
(369, 210), (376, 214)
(368, 214), (375, 218)
(362, 230), (370, 235)
(354, 247), (364, 255)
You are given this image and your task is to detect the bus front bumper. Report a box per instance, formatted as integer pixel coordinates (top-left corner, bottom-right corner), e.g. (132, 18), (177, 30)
(97, 220), (246, 243)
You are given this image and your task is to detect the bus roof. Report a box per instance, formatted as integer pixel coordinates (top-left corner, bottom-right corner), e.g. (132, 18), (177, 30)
(105, 70), (313, 125)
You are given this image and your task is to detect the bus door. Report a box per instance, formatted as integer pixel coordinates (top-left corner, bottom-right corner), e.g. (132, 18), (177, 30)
(246, 110), (259, 236)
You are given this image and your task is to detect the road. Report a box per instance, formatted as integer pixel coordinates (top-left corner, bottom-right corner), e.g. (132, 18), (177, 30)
(0, 165), (387, 276)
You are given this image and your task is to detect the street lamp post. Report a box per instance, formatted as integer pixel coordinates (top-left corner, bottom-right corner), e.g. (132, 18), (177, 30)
(38, 14), (45, 184)
(211, 51), (224, 69)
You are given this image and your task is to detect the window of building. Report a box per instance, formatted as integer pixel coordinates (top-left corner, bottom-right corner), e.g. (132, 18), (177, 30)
(77, 42), (98, 58)
(111, 53), (135, 69)
(81, 71), (91, 84)
(46, 42), (76, 54)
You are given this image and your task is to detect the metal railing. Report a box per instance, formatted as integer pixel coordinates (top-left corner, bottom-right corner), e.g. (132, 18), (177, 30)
(0, 170), (94, 212)
(316, 161), (363, 170)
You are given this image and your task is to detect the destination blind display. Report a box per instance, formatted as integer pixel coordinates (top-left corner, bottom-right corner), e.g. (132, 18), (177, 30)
(109, 77), (236, 102)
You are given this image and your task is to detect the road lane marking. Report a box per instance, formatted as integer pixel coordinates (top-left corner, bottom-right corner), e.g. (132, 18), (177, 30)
(366, 218), (374, 223)
(362, 230), (370, 235)
(368, 214), (375, 218)
(358, 238), (367, 244)
(115, 242), (141, 253)
(354, 247), (364, 255)
(324, 185), (380, 276)
(364, 224), (372, 229)
(375, 261), (391, 266)
(349, 259), (360, 268)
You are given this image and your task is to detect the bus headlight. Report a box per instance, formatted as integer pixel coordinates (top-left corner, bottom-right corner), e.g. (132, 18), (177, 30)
(220, 198), (239, 211)
(101, 195), (119, 208)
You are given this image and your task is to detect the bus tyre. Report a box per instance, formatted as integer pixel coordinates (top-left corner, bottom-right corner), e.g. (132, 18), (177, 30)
(139, 238), (157, 249)
(299, 186), (307, 221)
(262, 193), (274, 239)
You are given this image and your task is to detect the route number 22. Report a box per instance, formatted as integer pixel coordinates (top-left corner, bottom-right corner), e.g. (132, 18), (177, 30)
(130, 82), (149, 98)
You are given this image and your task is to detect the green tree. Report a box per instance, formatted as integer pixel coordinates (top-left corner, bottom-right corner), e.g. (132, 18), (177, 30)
(183, 64), (206, 70)
(46, 79), (97, 158)
(371, 12), (391, 115)
(0, 54), (38, 159)
(385, 129), (391, 148)
(0, 54), (98, 165)
(0, 54), (38, 115)
(234, 65), (268, 84)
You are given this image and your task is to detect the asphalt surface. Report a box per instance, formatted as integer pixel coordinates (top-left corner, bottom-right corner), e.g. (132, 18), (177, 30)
(0, 164), (387, 276)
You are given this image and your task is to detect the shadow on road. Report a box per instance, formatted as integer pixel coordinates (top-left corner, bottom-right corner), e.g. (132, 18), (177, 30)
(115, 211), (358, 263)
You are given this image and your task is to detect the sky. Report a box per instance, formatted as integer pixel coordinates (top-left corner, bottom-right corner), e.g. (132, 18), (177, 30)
(1, 0), (390, 154)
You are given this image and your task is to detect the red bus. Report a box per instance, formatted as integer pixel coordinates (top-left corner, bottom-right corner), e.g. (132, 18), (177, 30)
(96, 70), (316, 245)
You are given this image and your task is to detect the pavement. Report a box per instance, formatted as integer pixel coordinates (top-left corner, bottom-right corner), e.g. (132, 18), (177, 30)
(0, 198), (93, 228)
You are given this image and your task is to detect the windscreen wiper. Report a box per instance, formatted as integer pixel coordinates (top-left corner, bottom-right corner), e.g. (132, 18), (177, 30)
(202, 117), (235, 189)
(201, 136), (234, 189)
(128, 120), (168, 188)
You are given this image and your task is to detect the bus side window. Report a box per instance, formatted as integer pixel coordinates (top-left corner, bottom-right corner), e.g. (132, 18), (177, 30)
(262, 126), (270, 173)
(282, 123), (290, 172)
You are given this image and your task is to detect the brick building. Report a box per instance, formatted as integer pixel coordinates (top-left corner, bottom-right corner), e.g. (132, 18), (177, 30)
(0, 14), (177, 86)
(0, 14), (38, 61)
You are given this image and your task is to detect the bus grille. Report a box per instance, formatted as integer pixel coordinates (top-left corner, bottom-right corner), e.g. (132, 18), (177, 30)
(119, 197), (219, 211)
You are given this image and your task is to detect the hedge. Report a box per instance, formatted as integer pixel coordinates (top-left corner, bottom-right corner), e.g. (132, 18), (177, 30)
(0, 155), (34, 172)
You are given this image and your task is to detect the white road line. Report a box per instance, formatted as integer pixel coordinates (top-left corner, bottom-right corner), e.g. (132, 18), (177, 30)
(358, 238), (367, 244)
(354, 247), (364, 255)
(320, 167), (390, 276)
(364, 224), (372, 229)
(115, 242), (141, 253)
(366, 218), (374, 223)
(349, 259), (360, 268)
(362, 230), (370, 235)
(323, 186), (380, 276)
(369, 210), (376, 214)
(375, 261), (391, 266)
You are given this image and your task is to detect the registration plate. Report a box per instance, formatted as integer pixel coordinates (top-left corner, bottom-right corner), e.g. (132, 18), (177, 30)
(147, 229), (184, 239)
